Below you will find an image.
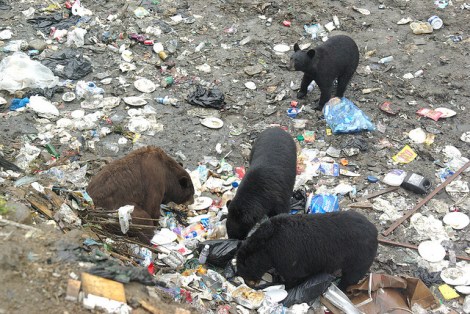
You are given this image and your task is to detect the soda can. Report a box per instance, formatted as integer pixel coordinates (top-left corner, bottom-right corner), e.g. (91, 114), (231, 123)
(158, 51), (168, 60)
(28, 50), (40, 56)
(144, 40), (154, 45)
(290, 100), (298, 107)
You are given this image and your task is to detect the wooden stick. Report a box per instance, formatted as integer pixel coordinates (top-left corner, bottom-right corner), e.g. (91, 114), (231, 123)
(378, 237), (470, 262)
(0, 218), (41, 231)
(382, 161), (470, 236)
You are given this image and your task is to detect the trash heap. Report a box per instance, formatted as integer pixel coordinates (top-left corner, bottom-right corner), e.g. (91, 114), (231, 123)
(1, 0), (470, 313)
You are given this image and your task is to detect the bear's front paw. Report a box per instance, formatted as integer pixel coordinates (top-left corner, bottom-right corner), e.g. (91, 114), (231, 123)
(297, 91), (307, 99)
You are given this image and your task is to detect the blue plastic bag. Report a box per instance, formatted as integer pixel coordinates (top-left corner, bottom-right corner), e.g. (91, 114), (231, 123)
(9, 97), (29, 111)
(306, 194), (340, 214)
(323, 97), (375, 134)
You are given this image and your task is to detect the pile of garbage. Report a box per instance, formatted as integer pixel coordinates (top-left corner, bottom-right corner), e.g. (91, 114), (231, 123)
(1, 0), (470, 313)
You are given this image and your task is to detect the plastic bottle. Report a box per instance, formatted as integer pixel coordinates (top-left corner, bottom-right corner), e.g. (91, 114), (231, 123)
(156, 96), (177, 105)
(221, 181), (239, 206)
(378, 56), (393, 64)
(198, 244), (210, 264)
(401, 173), (432, 194)
(307, 81), (316, 92)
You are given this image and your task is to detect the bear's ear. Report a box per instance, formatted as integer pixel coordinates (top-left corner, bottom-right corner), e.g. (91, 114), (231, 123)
(179, 176), (191, 188)
(294, 43), (300, 52)
(307, 49), (316, 58)
(178, 162), (184, 167)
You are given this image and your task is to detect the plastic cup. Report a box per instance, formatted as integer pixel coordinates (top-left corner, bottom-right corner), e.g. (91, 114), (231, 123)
(428, 15), (443, 29)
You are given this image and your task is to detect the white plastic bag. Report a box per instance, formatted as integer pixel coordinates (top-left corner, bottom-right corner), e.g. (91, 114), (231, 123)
(0, 52), (59, 93)
(66, 27), (87, 47)
(118, 205), (134, 234)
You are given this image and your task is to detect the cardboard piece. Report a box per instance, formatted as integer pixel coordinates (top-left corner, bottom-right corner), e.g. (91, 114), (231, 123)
(81, 272), (126, 303)
(346, 273), (440, 314)
(65, 279), (81, 302)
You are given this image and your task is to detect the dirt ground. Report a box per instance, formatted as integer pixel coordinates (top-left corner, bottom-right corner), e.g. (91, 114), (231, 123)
(0, 0), (469, 313)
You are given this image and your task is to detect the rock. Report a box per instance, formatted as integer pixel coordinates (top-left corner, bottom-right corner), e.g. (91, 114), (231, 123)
(6, 201), (32, 224)
(28, 39), (47, 52)
(244, 64), (263, 76)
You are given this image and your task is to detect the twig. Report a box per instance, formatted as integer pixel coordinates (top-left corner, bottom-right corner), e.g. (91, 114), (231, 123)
(0, 218), (42, 231)
(383, 161), (470, 236)
(378, 237), (470, 262)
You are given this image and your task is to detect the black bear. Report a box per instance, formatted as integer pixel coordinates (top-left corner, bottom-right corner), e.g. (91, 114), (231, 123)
(289, 35), (359, 110)
(236, 211), (378, 290)
(226, 127), (297, 240)
(87, 146), (195, 243)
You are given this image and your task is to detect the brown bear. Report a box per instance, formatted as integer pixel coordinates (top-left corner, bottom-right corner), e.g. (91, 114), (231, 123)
(86, 146), (195, 243)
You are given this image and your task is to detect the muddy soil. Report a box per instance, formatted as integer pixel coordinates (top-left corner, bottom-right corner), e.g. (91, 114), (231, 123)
(0, 0), (469, 312)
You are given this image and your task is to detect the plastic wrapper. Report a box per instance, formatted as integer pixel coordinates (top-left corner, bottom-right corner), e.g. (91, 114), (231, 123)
(282, 273), (335, 307)
(197, 239), (241, 267)
(0, 52), (59, 93)
(187, 85), (225, 109)
(306, 194), (340, 214)
(323, 97), (375, 134)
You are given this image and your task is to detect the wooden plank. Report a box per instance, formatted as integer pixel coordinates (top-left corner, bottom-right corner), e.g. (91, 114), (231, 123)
(26, 193), (54, 219)
(139, 300), (164, 314)
(81, 272), (126, 303)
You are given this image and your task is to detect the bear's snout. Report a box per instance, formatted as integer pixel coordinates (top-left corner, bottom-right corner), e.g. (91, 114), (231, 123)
(288, 59), (296, 71)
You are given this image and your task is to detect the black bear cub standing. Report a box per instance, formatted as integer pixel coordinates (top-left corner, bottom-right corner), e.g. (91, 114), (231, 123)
(226, 127), (297, 240)
(289, 35), (359, 110)
(236, 211), (378, 291)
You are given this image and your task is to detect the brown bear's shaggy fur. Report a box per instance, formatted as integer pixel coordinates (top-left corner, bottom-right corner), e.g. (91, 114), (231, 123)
(87, 146), (195, 242)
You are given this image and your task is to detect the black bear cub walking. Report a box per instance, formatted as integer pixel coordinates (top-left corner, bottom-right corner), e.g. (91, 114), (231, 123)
(289, 35), (359, 110)
(226, 127), (297, 240)
(236, 211), (378, 290)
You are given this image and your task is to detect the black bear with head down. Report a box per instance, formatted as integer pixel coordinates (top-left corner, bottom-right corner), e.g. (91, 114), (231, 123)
(226, 127), (297, 240)
(289, 35), (359, 110)
(236, 211), (378, 291)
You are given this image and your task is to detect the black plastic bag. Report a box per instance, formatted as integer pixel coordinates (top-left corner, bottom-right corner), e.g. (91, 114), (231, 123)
(290, 189), (307, 213)
(27, 14), (80, 33)
(197, 239), (240, 267)
(0, 155), (23, 172)
(87, 260), (155, 285)
(282, 273), (335, 307)
(42, 49), (92, 80)
(24, 86), (65, 99)
(187, 85), (225, 109)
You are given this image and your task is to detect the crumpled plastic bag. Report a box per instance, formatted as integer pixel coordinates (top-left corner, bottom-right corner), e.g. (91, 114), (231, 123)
(323, 97), (376, 134)
(66, 27), (87, 47)
(290, 189), (307, 213)
(306, 194), (340, 214)
(0, 52), (59, 93)
(187, 85), (225, 109)
(197, 239), (240, 267)
(283, 273), (335, 307)
(42, 49), (92, 80)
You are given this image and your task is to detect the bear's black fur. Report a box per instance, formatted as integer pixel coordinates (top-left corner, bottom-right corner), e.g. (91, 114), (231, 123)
(226, 127), (297, 240)
(236, 211), (378, 290)
(289, 35), (359, 110)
